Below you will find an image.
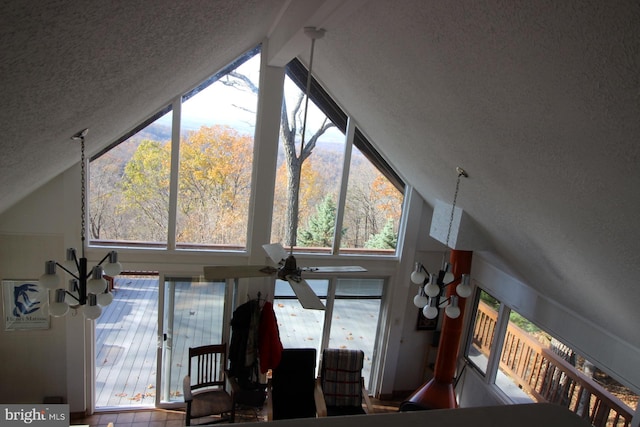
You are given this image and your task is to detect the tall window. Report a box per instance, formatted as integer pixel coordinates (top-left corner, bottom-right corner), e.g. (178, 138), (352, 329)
(270, 73), (346, 251)
(271, 59), (405, 255)
(176, 53), (259, 248)
(89, 47), (260, 249)
(341, 140), (403, 252)
(90, 112), (173, 246)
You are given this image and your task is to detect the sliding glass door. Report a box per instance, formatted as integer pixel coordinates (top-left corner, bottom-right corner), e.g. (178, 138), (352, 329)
(158, 275), (232, 405)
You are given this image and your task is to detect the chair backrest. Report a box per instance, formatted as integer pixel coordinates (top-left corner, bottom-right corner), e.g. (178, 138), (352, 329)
(187, 344), (228, 392)
(271, 348), (317, 419)
(320, 348), (364, 407)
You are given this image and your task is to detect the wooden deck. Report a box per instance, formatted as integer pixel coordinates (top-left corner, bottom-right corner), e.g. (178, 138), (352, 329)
(95, 276), (159, 408)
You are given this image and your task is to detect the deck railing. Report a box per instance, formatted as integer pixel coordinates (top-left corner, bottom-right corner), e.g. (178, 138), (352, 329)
(472, 301), (634, 427)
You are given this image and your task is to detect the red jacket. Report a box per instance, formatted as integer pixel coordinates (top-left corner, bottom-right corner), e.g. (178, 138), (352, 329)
(258, 301), (283, 373)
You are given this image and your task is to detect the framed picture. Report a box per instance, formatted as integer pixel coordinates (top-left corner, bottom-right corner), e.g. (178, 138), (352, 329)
(416, 309), (438, 331)
(3, 280), (50, 330)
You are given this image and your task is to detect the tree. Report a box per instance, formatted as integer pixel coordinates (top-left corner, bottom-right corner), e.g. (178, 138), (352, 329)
(222, 70), (334, 246)
(176, 125), (253, 244)
(298, 195), (339, 247)
(119, 139), (171, 241)
(365, 219), (397, 249)
(108, 125), (253, 245)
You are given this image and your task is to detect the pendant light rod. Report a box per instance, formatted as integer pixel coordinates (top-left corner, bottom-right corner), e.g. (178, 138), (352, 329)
(299, 27), (325, 157)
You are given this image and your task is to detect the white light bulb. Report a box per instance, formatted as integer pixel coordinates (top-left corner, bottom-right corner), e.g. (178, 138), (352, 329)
(63, 248), (78, 274)
(83, 303), (102, 320)
(413, 293), (428, 308)
(445, 305), (461, 319)
(49, 302), (69, 317)
(457, 274), (472, 298)
(103, 252), (122, 276)
(40, 273), (61, 290)
(87, 266), (107, 294)
(83, 294), (102, 320)
(97, 291), (114, 307)
(443, 271), (455, 284)
(445, 295), (460, 318)
(49, 289), (69, 317)
(424, 282), (440, 298)
(423, 304), (439, 319)
(410, 270), (426, 284)
(456, 282), (472, 298)
(65, 280), (80, 306)
(87, 277), (107, 294)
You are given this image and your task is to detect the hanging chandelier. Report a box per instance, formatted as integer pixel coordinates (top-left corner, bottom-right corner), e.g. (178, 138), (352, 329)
(39, 128), (122, 319)
(412, 167), (471, 320)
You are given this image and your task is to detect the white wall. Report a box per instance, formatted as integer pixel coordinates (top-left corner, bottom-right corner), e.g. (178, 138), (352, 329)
(0, 175), (69, 404)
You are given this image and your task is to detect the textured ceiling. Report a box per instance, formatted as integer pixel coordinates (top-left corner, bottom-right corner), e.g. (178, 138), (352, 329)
(1, 1), (639, 349)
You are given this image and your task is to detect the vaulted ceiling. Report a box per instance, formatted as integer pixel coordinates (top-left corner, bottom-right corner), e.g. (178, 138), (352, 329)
(1, 1), (639, 349)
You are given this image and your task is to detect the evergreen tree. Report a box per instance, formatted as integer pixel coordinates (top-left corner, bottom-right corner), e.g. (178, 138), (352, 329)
(298, 195), (338, 247)
(365, 219), (397, 249)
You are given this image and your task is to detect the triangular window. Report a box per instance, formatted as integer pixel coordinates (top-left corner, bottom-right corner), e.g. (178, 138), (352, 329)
(270, 59), (404, 255)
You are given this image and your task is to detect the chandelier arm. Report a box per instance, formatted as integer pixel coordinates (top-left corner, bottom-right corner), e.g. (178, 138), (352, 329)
(417, 263), (431, 277)
(432, 296), (453, 308)
(96, 252), (112, 267)
(440, 275), (464, 287)
(53, 261), (80, 280)
(64, 290), (81, 304)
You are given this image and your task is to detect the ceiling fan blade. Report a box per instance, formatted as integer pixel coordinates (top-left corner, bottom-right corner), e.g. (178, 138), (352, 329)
(203, 265), (277, 280)
(286, 277), (326, 310)
(302, 266), (367, 274)
(263, 243), (288, 264)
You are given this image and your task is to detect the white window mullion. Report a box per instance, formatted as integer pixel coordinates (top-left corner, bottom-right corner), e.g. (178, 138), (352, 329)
(486, 303), (510, 385)
(332, 117), (355, 254)
(321, 277), (337, 352)
(167, 96), (181, 251)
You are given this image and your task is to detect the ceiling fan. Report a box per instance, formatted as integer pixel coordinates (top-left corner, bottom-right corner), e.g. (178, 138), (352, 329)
(203, 243), (366, 310)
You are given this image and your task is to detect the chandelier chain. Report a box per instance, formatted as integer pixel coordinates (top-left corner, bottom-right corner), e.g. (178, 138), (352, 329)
(445, 169), (465, 249)
(80, 135), (86, 257)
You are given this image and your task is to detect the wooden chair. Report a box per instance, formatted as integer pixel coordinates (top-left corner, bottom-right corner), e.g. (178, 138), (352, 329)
(315, 348), (373, 416)
(267, 348), (321, 420)
(183, 344), (234, 425)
